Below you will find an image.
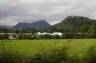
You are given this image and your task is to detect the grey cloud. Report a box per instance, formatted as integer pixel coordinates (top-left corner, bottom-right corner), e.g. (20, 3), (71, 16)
(0, 0), (96, 25)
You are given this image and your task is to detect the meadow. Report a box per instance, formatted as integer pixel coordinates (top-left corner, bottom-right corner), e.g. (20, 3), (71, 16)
(0, 39), (96, 57)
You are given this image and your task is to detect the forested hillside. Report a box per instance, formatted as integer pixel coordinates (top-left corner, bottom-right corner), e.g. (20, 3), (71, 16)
(44, 16), (96, 34)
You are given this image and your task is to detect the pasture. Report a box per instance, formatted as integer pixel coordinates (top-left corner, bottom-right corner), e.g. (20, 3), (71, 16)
(0, 39), (96, 57)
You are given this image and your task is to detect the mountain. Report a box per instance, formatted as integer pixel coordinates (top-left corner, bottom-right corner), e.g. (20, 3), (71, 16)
(0, 25), (13, 29)
(44, 16), (96, 33)
(15, 20), (51, 29)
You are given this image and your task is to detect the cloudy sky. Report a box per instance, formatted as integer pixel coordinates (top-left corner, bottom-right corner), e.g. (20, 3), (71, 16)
(0, 0), (96, 26)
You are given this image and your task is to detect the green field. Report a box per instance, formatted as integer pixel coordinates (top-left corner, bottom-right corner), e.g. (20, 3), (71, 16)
(0, 39), (96, 57)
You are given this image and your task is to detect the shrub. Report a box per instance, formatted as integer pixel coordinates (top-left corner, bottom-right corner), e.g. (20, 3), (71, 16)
(0, 50), (30, 63)
(0, 34), (9, 40)
(83, 46), (96, 63)
(30, 47), (72, 63)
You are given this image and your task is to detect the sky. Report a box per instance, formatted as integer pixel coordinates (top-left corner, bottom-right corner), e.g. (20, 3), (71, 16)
(0, 0), (96, 26)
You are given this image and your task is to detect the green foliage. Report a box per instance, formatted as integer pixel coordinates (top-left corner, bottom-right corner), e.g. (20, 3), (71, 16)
(0, 28), (38, 34)
(23, 28), (38, 33)
(0, 40), (95, 63)
(30, 47), (69, 63)
(44, 16), (96, 33)
(0, 50), (30, 63)
(88, 22), (96, 36)
(0, 34), (9, 40)
(18, 33), (32, 39)
(84, 46), (96, 63)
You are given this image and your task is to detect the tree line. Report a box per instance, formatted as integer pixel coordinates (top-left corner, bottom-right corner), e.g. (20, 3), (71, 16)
(0, 32), (96, 40)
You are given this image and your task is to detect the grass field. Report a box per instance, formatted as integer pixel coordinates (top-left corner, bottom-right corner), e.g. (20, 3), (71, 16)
(0, 39), (96, 57)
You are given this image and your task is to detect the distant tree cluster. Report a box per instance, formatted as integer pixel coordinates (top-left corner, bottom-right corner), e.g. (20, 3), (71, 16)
(1, 32), (96, 40)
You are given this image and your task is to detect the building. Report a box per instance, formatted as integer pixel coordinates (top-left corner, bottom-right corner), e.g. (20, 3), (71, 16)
(51, 32), (62, 36)
(37, 32), (62, 36)
(37, 32), (51, 35)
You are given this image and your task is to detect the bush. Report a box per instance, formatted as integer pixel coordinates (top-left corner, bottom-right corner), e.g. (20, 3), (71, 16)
(0, 49), (30, 63)
(18, 33), (32, 39)
(83, 46), (96, 63)
(30, 47), (73, 63)
(0, 34), (9, 40)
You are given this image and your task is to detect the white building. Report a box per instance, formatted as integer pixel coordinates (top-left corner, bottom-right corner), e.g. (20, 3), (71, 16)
(51, 32), (62, 36)
(37, 32), (62, 36)
(37, 32), (51, 35)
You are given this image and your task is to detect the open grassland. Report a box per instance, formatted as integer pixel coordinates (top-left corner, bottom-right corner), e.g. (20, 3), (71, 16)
(0, 39), (96, 57)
